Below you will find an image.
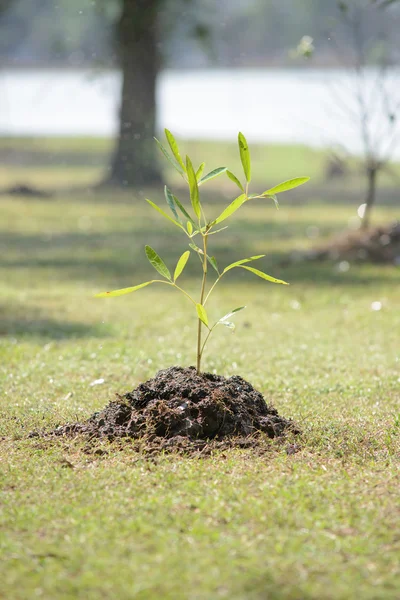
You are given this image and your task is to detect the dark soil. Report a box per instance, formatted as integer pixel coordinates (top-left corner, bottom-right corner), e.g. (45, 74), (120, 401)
(283, 221), (400, 266)
(50, 366), (298, 454)
(1, 184), (53, 198)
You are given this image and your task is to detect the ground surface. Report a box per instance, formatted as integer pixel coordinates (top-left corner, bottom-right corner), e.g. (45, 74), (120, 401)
(1, 139), (400, 599)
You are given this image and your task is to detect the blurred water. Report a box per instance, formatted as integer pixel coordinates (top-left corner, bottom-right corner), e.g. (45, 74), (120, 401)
(0, 68), (399, 157)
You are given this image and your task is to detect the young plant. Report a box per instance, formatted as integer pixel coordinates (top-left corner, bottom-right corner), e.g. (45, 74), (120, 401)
(95, 131), (309, 373)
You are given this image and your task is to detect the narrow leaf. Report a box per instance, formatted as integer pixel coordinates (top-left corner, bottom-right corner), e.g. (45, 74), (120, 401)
(196, 162), (206, 181)
(174, 251), (190, 281)
(270, 194), (279, 209)
(207, 226), (228, 236)
(187, 221), (193, 235)
(238, 132), (251, 183)
(223, 255), (265, 274)
(164, 186), (180, 221)
(239, 265), (289, 285)
(95, 281), (154, 298)
(146, 199), (185, 233)
(154, 137), (185, 175)
(189, 242), (204, 264)
(263, 177), (310, 195)
(226, 170), (244, 192)
(196, 303), (209, 328)
(218, 306), (246, 322)
(219, 320), (235, 331)
(208, 256), (219, 274)
(145, 245), (172, 281)
(186, 156), (201, 220)
(189, 242), (203, 255)
(173, 196), (196, 226)
(212, 193), (247, 226)
(165, 129), (186, 173)
(199, 167), (227, 186)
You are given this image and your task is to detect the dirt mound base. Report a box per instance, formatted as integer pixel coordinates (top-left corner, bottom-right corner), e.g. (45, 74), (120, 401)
(52, 366), (298, 453)
(286, 221), (400, 265)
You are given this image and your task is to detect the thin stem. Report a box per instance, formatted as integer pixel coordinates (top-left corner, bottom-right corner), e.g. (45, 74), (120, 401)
(196, 233), (208, 373)
(172, 283), (197, 306)
(160, 281), (197, 306)
(204, 273), (223, 305)
(199, 326), (214, 361)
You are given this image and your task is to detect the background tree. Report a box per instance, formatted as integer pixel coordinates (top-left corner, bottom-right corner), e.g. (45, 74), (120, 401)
(107, 0), (161, 187)
(1, 0), (399, 191)
(325, 1), (399, 229)
(0, 0), (211, 188)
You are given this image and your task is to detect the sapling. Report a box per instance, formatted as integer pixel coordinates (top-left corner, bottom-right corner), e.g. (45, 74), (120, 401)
(96, 131), (309, 373)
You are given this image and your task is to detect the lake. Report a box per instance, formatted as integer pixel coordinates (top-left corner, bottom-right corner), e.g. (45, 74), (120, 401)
(1, 68), (399, 157)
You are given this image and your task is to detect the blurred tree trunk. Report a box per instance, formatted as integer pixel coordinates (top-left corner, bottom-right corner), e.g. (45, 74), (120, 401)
(361, 165), (378, 230)
(106, 0), (161, 187)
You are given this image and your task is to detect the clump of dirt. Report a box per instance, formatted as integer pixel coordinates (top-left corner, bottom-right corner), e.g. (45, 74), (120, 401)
(285, 221), (400, 265)
(1, 184), (53, 198)
(51, 366), (298, 454)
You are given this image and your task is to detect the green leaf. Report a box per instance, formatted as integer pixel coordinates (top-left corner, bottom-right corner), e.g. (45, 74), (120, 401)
(173, 196), (196, 227)
(211, 193), (247, 226)
(199, 167), (227, 185)
(196, 162), (206, 181)
(186, 156), (201, 220)
(164, 129), (186, 173)
(154, 137), (185, 176)
(217, 306), (246, 331)
(196, 303), (209, 328)
(238, 132), (251, 183)
(239, 265), (289, 285)
(174, 251), (190, 282)
(223, 255), (265, 274)
(263, 177), (310, 195)
(226, 170), (244, 192)
(219, 306), (246, 322)
(187, 221), (193, 235)
(95, 281), (155, 298)
(189, 242), (202, 254)
(145, 245), (172, 281)
(164, 186), (180, 221)
(206, 226), (228, 236)
(219, 320), (235, 330)
(146, 199), (185, 233)
(269, 194), (279, 209)
(208, 256), (219, 274)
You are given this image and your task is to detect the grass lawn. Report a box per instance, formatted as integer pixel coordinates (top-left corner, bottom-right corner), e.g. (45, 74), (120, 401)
(1, 139), (400, 599)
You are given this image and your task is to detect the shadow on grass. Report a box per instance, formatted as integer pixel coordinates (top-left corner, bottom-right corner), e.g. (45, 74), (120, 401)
(0, 305), (110, 340)
(0, 226), (397, 289)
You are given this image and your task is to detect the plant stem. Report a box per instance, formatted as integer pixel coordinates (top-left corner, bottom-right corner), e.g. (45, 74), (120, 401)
(196, 233), (208, 373)
(204, 274), (222, 305)
(159, 281), (196, 305)
(199, 327), (214, 362)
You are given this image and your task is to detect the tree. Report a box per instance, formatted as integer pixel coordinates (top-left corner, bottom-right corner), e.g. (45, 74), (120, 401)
(106, 0), (162, 187)
(326, 1), (400, 229)
(0, 0), (203, 188)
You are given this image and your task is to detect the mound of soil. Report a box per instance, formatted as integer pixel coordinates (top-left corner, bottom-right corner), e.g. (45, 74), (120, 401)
(52, 366), (298, 453)
(285, 221), (400, 265)
(1, 184), (53, 198)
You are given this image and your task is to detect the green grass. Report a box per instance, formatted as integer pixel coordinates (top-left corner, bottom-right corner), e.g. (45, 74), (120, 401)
(2, 135), (400, 193)
(1, 140), (400, 599)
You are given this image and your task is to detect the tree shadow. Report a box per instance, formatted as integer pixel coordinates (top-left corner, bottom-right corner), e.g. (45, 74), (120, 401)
(0, 305), (110, 340)
(0, 225), (396, 290)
